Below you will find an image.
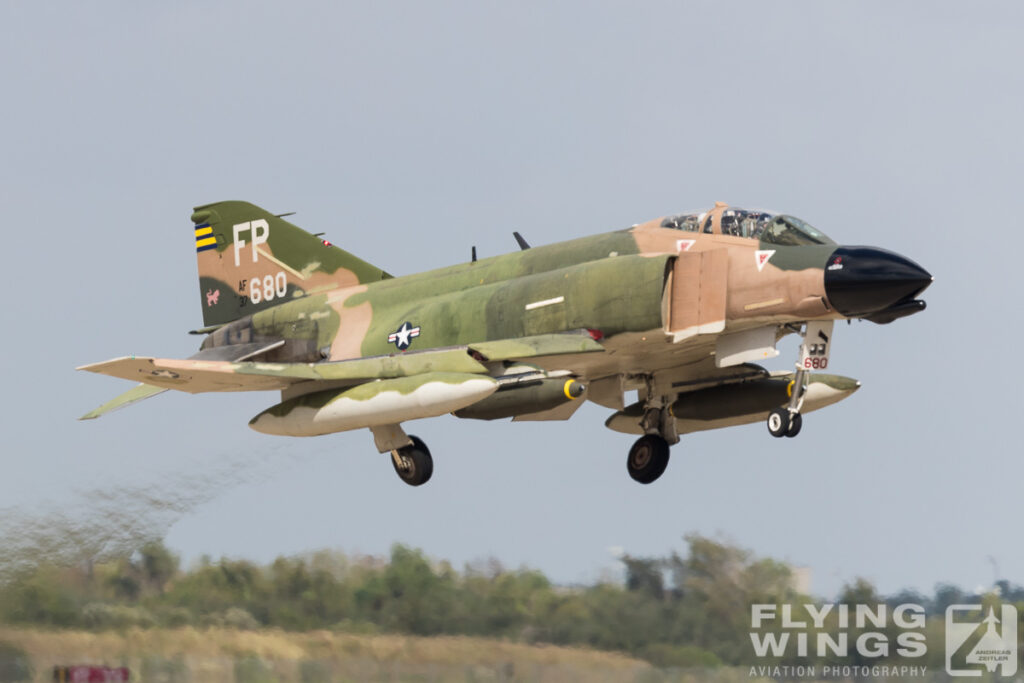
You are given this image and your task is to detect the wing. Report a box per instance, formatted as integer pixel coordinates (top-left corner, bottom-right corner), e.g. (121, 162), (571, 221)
(77, 340), (287, 419)
(78, 332), (606, 416)
(76, 349), (491, 394)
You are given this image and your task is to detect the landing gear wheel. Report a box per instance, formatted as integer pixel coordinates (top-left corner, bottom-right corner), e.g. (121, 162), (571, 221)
(627, 435), (670, 484)
(392, 435), (433, 486)
(767, 408), (790, 438)
(785, 413), (803, 438)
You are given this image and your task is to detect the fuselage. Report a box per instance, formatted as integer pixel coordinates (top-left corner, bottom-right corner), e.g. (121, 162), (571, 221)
(202, 205), (930, 387)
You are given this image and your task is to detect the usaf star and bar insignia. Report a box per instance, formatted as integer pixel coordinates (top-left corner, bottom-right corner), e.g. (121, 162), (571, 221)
(388, 322), (421, 351)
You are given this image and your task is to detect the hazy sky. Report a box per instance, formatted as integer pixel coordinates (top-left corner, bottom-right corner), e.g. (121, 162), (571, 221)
(2, 1), (1021, 598)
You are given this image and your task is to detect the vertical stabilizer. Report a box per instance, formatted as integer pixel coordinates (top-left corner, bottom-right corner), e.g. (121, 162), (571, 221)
(191, 200), (390, 327)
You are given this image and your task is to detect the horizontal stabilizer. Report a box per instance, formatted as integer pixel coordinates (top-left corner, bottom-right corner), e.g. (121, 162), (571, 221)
(79, 383), (167, 420)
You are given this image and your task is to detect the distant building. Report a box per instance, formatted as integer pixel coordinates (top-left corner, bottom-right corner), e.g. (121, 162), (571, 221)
(788, 566), (812, 595)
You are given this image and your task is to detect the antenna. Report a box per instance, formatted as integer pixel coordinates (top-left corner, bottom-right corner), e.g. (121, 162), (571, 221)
(989, 555), (1000, 588)
(471, 246), (477, 263)
(513, 232), (531, 250)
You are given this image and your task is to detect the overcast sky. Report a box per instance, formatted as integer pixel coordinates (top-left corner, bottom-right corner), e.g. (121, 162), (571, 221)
(1, 1), (1021, 598)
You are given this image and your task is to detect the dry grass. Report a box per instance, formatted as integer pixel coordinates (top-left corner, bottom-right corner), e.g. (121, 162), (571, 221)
(0, 627), (656, 682)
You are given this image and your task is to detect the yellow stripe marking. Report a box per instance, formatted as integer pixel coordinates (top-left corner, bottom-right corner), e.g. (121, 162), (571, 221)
(194, 226), (213, 237)
(563, 379), (579, 400)
(195, 236), (217, 248)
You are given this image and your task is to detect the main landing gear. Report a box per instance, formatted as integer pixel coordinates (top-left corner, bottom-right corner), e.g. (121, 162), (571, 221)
(391, 435), (433, 487)
(627, 434), (670, 484)
(371, 425), (434, 487)
(766, 320), (832, 440)
(627, 389), (678, 484)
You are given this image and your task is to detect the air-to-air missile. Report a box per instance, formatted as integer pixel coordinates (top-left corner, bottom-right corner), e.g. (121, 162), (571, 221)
(80, 200), (931, 486)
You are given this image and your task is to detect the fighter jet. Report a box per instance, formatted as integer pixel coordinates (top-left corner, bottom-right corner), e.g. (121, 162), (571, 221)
(79, 201), (932, 486)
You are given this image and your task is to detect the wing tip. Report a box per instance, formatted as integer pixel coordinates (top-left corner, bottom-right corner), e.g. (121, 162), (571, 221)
(76, 356), (138, 373)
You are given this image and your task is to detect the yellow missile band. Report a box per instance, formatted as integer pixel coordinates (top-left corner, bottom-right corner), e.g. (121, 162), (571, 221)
(195, 236), (217, 248)
(563, 379), (579, 400)
(194, 226), (214, 237)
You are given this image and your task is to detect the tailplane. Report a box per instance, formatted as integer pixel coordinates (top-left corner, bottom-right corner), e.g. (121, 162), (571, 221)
(191, 200), (391, 327)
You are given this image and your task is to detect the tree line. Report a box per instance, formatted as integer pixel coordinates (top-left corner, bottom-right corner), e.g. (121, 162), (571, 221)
(0, 535), (1021, 669)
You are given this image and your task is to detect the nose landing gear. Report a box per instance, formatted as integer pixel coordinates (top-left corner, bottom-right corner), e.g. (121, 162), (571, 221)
(767, 407), (802, 438)
(767, 321), (832, 439)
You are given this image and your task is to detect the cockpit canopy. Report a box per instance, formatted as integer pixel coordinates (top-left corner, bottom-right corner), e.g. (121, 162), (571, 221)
(660, 206), (835, 246)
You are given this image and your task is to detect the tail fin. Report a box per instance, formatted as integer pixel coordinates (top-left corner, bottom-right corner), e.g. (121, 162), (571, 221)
(191, 200), (391, 327)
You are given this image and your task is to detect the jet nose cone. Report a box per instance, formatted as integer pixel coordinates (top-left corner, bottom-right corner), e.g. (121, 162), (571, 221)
(824, 246), (932, 317)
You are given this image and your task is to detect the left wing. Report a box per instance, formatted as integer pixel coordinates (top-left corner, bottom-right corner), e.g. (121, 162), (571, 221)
(77, 340), (286, 419)
(76, 348), (491, 394)
(78, 332), (606, 418)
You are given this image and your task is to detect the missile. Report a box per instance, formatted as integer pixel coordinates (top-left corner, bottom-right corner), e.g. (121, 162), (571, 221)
(249, 372), (498, 437)
(605, 372), (860, 436)
(454, 377), (585, 420)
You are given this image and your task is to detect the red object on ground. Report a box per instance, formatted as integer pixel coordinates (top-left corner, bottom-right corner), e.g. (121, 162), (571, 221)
(53, 666), (130, 682)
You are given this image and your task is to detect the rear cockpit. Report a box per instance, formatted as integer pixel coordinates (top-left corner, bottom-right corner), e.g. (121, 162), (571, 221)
(660, 203), (835, 246)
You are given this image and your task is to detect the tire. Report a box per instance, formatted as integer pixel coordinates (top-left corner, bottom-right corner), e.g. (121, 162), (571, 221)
(767, 408), (790, 438)
(785, 413), (803, 438)
(392, 435), (434, 486)
(627, 435), (670, 484)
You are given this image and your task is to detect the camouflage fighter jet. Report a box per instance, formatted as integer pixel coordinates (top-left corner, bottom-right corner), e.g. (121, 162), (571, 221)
(79, 201), (932, 486)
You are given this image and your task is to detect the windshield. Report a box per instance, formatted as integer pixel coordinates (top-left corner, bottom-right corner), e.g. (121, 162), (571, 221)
(760, 215), (834, 246)
(660, 212), (706, 232)
(661, 206), (834, 245)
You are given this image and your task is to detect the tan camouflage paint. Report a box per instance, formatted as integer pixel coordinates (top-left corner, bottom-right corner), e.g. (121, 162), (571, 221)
(326, 285), (373, 361)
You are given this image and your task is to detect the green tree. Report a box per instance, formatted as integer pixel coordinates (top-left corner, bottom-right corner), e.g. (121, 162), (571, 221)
(0, 642), (33, 683)
(139, 541), (179, 594)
